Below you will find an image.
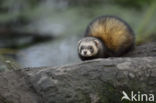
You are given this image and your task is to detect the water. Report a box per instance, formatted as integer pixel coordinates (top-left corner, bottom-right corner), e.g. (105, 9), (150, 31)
(17, 36), (81, 67)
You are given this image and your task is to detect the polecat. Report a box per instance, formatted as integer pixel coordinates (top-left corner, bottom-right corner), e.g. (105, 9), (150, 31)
(78, 15), (135, 61)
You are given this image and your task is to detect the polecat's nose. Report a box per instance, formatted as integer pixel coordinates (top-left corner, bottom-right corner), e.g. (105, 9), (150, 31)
(84, 51), (87, 55)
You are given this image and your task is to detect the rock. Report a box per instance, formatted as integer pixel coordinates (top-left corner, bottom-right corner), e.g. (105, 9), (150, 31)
(0, 42), (156, 103)
(0, 56), (155, 103)
(125, 42), (156, 57)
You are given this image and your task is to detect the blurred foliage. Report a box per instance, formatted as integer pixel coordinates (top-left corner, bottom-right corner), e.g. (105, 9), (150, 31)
(0, 0), (40, 26)
(67, 0), (154, 9)
(67, 0), (107, 6)
(136, 0), (156, 44)
(0, 0), (156, 43)
(0, 0), (155, 25)
(114, 0), (154, 9)
(0, 54), (21, 71)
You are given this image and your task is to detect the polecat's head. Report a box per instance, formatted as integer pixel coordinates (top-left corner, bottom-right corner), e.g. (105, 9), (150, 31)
(78, 37), (101, 58)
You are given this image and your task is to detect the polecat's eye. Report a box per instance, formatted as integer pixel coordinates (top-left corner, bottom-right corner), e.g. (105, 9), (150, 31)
(88, 46), (93, 50)
(81, 46), (84, 50)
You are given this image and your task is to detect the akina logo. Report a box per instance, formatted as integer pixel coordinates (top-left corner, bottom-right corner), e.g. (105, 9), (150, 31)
(121, 91), (155, 102)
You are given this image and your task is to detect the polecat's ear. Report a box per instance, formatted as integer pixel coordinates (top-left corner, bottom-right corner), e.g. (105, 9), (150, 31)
(94, 39), (99, 46)
(78, 40), (81, 45)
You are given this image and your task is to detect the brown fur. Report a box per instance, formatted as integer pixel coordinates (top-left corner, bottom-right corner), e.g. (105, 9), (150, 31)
(87, 16), (135, 52)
